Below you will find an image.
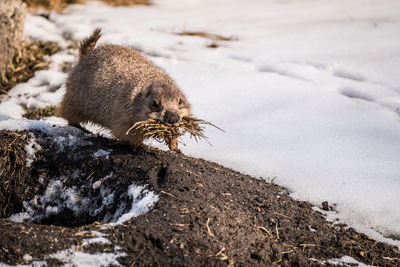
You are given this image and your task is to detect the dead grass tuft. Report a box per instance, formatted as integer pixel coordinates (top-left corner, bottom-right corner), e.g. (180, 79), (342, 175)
(126, 116), (223, 147)
(23, 106), (58, 120)
(0, 40), (60, 95)
(176, 31), (238, 42)
(0, 132), (32, 218)
(23, 0), (150, 11)
(23, 0), (83, 12)
(99, 0), (150, 6)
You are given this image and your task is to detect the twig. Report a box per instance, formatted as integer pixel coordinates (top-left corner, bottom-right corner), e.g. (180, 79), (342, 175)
(86, 170), (95, 180)
(275, 222), (280, 240)
(281, 250), (295, 254)
(258, 226), (273, 238)
(206, 218), (215, 237)
(272, 259), (282, 264)
(383, 256), (400, 261)
(216, 247), (226, 256)
(130, 248), (145, 267)
(273, 211), (291, 219)
(300, 243), (318, 252)
(160, 190), (176, 198)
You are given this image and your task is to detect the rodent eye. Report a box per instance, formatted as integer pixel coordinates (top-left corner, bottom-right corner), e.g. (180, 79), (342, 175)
(151, 100), (162, 111)
(178, 98), (183, 105)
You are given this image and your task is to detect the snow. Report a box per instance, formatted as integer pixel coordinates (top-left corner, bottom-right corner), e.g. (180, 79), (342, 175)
(311, 256), (377, 266)
(80, 237), (111, 247)
(1, 0), (399, 248)
(0, 245), (126, 267)
(24, 135), (41, 166)
(9, 169), (158, 225)
(114, 185), (159, 225)
(92, 149), (111, 159)
(47, 247), (125, 267)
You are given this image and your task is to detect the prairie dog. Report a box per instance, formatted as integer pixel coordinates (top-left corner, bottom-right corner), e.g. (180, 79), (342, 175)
(59, 28), (191, 150)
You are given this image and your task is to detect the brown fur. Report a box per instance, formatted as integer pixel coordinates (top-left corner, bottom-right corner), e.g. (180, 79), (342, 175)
(58, 29), (191, 150)
(79, 28), (102, 59)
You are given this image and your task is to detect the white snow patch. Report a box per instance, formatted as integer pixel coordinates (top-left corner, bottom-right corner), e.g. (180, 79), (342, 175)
(81, 237), (111, 247)
(311, 256), (377, 266)
(92, 149), (111, 159)
(113, 185), (159, 225)
(0, 245), (126, 267)
(48, 246), (125, 267)
(25, 136), (42, 166)
(24, 14), (66, 45)
(22, 254), (33, 263)
(0, 260), (48, 267)
(92, 180), (102, 190)
(7, 212), (31, 223)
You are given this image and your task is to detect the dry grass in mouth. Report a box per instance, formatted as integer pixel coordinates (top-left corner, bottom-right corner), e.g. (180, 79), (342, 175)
(126, 116), (223, 147)
(0, 40), (60, 95)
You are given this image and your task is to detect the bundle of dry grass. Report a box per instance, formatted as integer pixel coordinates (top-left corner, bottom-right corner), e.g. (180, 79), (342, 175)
(126, 116), (223, 147)
(23, 0), (83, 12)
(23, 0), (149, 11)
(0, 40), (60, 94)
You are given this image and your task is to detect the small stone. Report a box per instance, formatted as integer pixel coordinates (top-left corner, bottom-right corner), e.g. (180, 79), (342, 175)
(321, 201), (332, 211)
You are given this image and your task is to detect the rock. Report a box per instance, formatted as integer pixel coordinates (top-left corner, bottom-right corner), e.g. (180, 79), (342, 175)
(321, 200), (333, 211)
(0, 0), (27, 78)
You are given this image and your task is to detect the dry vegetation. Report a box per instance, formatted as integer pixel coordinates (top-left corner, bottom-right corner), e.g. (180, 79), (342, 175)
(23, 0), (83, 12)
(176, 31), (238, 41)
(23, 106), (58, 120)
(23, 0), (149, 11)
(175, 31), (238, 49)
(98, 0), (150, 6)
(0, 40), (60, 95)
(126, 116), (223, 147)
(0, 132), (33, 218)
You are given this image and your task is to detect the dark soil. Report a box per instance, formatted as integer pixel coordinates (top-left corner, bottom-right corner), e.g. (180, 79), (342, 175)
(0, 129), (400, 266)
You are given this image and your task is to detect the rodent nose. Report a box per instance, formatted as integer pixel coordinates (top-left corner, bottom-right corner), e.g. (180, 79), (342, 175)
(164, 110), (180, 125)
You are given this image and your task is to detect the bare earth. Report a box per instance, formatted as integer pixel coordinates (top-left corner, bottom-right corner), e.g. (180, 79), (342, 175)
(0, 129), (400, 266)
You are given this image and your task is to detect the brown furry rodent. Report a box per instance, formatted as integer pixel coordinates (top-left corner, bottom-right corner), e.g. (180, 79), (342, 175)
(59, 28), (191, 151)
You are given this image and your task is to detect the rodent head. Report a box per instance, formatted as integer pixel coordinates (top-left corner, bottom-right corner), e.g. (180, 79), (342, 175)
(141, 82), (191, 125)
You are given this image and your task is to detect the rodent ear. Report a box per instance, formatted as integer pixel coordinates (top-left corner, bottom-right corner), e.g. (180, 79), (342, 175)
(144, 83), (155, 98)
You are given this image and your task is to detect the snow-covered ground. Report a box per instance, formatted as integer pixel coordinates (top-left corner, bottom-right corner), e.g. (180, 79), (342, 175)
(0, 231), (126, 267)
(1, 0), (400, 249)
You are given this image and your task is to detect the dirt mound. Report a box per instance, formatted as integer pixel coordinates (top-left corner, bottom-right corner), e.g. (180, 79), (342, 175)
(0, 128), (399, 266)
